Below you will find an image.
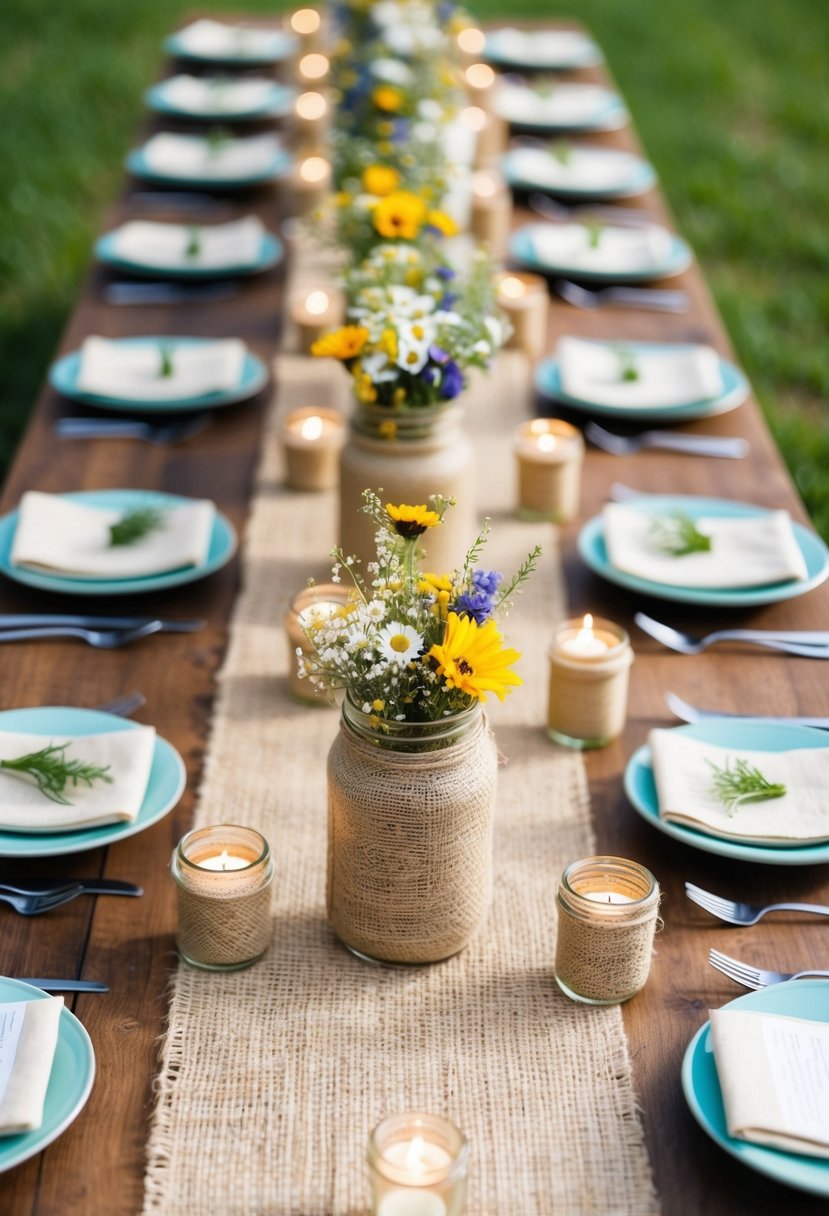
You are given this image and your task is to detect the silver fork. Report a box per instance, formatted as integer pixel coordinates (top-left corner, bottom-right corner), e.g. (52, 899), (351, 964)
(93, 690), (147, 717)
(665, 690), (829, 730)
(708, 949), (829, 990)
(0, 622), (163, 649)
(527, 191), (658, 229)
(637, 613), (829, 658)
(0, 885), (85, 916)
(553, 279), (688, 313)
(686, 882), (829, 926)
(55, 413), (213, 444)
(585, 422), (749, 460)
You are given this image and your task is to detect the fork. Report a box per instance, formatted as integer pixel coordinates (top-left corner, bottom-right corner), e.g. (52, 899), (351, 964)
(665, 690), (829, 730)
(553, 279), (689, 313)
(637, 613), (829, 658)
(0, 622), (163, 649)
(585, 421), (749, 460)
(0, 885), (85, 916)
(56, 413), (213, 444)
(527, 191), (658, 229)
(103, 282), (238, 306)
(708, 949), (829, 990)
(93, 690), (147, 717)
(686, 882), (829, 926)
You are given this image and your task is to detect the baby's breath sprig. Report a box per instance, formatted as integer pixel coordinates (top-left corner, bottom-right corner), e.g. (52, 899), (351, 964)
(708, 757), (787, 816)
(649, 512), (712, 557)
(109, 506), (166, 547)
(0, 743), (113, 805)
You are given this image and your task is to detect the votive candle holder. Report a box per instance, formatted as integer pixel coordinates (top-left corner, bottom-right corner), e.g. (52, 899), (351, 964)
(547, 615), (633, 748)
(283, 582), (352, 701)
(367, 1112), (469, 1216)
(514, 418), (583, 522)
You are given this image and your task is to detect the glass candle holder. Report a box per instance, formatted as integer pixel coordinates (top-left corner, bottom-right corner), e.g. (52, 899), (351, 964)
(280, 405), (345, 490)
(291, 286), (345, 353)
(469, 171), (511, 258)
(293, 90), (329, 151)
(367, 1112), (469, 1216)
(283, 582), (353, 702)
(514, 418), (584, 522)
(171, 825), (274, 971)
(496, 273), (549, 362)
(547, 615), (633, 748)
(291, 154), (332, 216)
(555, 856), (660, 1004)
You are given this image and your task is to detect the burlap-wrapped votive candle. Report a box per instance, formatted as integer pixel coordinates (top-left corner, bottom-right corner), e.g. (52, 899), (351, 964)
(547, 614), (633, 748)
(280, 406), (345, 490)
(497, 273), (550, 362)
(514, 418), (584, 522)
(171, 825), (274, 971)
(555, 856), (660, 1004)
(367, 1112), (469, 1216)
(283, 582), (353, 701)
(469, 171), (512, 258)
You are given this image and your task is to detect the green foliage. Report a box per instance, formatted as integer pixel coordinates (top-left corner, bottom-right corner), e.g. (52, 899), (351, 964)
(0, 742), (113, 804)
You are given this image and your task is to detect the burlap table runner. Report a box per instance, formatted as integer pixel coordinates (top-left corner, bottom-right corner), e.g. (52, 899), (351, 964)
(142, 236), (659, 1215)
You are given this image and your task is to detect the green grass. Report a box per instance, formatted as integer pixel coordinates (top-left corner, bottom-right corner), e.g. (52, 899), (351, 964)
(1, 0), (827, 534)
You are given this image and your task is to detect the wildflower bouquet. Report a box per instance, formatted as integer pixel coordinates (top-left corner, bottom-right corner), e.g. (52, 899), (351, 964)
(328, 177), (459, 264)
(298, 492), (540, 725)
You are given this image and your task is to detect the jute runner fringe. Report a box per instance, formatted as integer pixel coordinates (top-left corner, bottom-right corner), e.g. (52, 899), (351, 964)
(142, 236), (659, 1215)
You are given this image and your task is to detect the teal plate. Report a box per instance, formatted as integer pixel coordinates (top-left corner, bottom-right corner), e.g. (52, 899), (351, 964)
(95, 229), (284, 281)
(509, 222), (692, 283)
(484, 30), (603, 71)
(683, 980), (829, 1195)
(0, 977), (95, 1173)
(126, 145), (291, 190)
(0, 489), (237, 598)
(50, 336), (268, 412)
(0, 706), (186, 857)
(163, 28), (298, 65)
(535, 347), (749, 422)
(145, 80), (296, 121)
(624, 719), (829, 865)
(497, 91), (628, 134)
(578, 494), (829, 606)
(502, 147), (656, 200)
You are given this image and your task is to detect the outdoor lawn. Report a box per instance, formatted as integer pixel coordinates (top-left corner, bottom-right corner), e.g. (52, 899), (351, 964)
(1, 0), (826, 534)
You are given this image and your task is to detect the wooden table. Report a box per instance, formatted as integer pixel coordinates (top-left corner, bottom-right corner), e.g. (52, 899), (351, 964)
(3, 27), (828, 1216)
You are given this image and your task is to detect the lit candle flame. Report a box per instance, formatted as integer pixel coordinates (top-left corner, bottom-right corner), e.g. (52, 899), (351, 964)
(305, 289), (330, 315)
(537, 433), (558, 453)
(299, 52), (329, 80)
(576, 614), (595, 646)
(300, 414), (324, 440)
(290, 8), (321, 35)
(300, 155), (329, 184)
(471, 171), (499, 199)
(404, 1135), (427, 1174)
(296, 91), (327, 121)
(457, 27), (485, 55)
(465, 62), (495, 90)
(498, 275), (527, 300)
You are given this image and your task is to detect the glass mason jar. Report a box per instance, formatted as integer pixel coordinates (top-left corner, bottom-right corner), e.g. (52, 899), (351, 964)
(367, 1111), (469, 1216)
(327, 695), (498, 964)
(338, 401), (475, 574)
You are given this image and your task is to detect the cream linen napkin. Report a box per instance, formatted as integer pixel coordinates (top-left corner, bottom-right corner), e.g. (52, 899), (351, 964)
(112, 218), (265, 271)
(0, 996), (63, 1134)
(710, 1008), (829, 1158)
(141, 132), (283, 181)
(76, 335), (246, 401)
(508, 147), (641, 192)
(649, 729), (829, 843)
(174, 19), (290, 59)
(0, 724), (156, 831)
(603, 503), (808, 589)
(530, 222), (673, 273)
(158, 75), (277, 115)
(11, 491), (215, 579)
(558, 336), (724, 408)
(496, 83), (615, 126)
(488, 28), (595, 66)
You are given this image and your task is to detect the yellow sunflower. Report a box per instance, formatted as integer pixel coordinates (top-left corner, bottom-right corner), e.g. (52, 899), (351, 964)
(310, 325), (369, 360)
(362, 164), (401, 197)
(418, 571), (453, 618)
(428, 612), (522, 702)
(425, 209), (459, 237)
(386, 502), (442, 537)
(372, 191), (427, 240)
(372, 85), (403, 112)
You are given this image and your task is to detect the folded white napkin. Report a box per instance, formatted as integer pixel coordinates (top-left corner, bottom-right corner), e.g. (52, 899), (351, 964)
(173, 19), (291, 59)
(0, 996), (63, 1134)
(604, 503), (808, 589)
(558, 337), (724, 408)
(158, 74), (278, 115)
(507, 146), (642, 191)
(649, 729), (829, 843)
(489, 27), (596, 66)
(496, 83), (615, 126)
(141, 132), (283, 181)
(12, 490), (215, 579)
(530, 222), (673, 273)
(710, 1008), (829, 1157)
(76, 335), (246, 401)
(112, 217), (265, 271)
(0, 724), (156, 831)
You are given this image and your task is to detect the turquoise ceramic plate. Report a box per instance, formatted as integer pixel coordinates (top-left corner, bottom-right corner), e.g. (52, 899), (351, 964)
(0, 489), (237, 598)
(125, 145), (291, 190)
(50, 337), (268, 412)
(0, 706), (186, 857)
(484, 29), (603, 71)
(683, 980), (829, 1195)
(624, 719), (829, 865)
(502, 147), (656, 200)
(95, 229), (284, 280)
(509, 223), (692, 283)
(578, 495), (829, 606)
(163, 28), (298, 65)
(535, 347), (749, 422)
(496, 88), (627, 133)
(145, 79), (296, 121)
(0, 977), (95, 1172)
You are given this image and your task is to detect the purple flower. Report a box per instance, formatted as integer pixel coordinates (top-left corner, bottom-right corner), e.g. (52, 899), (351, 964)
(420, 365), (439, 385)
(438, 292), (457, 310)
(440, 359), (464, 399)
(472, 569), (502, 596)
(455, 590), (494, 624)
(435, 265), (456, 281)
(428, 343), (449, 365)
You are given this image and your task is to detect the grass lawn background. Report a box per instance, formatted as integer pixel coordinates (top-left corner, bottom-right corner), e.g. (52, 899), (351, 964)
(1, 0), (827, 534)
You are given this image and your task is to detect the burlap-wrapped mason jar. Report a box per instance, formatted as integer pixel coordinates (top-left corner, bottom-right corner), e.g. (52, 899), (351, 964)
(327, 696), (498, 964)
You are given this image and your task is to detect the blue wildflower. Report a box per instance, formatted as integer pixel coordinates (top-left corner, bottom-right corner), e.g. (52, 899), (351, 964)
(440, 359), (464, 399)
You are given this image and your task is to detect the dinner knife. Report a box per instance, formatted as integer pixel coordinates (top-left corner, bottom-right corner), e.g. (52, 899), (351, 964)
(11, 978), (109, 993)
(0, 879), (143, 897)
(0, 615), (204, 631)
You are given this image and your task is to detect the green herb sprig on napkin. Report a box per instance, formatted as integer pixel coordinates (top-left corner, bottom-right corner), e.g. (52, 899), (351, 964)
(613, 343), (639, 382)
(584, 217), (604, 249)
(649, 512), (712, 557)
(185, 226), (202, 259)
(708, 756), (787, 816)
(109, 506), (166, 547)
(158, 342), (175, 378)
(0, 743), (113, 805)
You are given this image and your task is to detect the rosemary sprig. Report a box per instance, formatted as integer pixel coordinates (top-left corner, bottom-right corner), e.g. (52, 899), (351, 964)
(613, 343), (639, 382)
(649, 512), (712, 557)
(708, 757), (787, 816)
(550, 140), (572, 166)
(108, 505), (166, 547)
(584, 218), (604, 249)
(534, 77), (556, 99)
(206, 126), (231, 158)
(185, 225), (202, 258)
(158, 342), (175, 378)
(0, 743), (113, 806)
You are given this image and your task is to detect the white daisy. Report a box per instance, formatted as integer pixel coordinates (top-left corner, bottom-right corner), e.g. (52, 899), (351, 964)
(377, 622), (424, 666)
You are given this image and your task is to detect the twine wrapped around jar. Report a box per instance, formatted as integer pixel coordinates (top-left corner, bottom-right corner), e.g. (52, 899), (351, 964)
(327, 699), (498, 964)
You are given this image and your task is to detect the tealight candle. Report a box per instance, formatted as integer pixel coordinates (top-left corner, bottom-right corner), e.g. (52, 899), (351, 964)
(293, 90), (329, 150)
(464, 62), (497, 110)
(283, 582), (353, 701)
(469, 171), (512, 258)
(291, 285), (345, 352)
(289, 6), (323, 52)
(555, 856), (660, 1004)
(171, 825), (274, 971)
(514, 418), (584, 522)
(298, 51), (329, 83)
(280, 405), (345, 490)
(547, 615), (633, 748)
(456, 26), (486, 66)
(496, 272), (549, 361)
(367, 1113), (468, 1216)
(457, 104), (507, 170)
(290, 154), (332, 216)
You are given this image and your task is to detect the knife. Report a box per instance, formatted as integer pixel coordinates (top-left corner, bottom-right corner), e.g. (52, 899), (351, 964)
(11, 978), (109, 993)
(0, 879), (143, 897)
(0, 615), (204, 631)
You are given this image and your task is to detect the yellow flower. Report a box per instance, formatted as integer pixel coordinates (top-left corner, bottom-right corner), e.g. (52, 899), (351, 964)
(372, 699), (385, 712)
(418, 572), (453, 619)
(378, 328), (398, 359)
(392, 387), (407, 406)
(373, 191), (427, 240)
(363, 164), (400, 196)
(372, 85), (403, 112)
(426, 209), (459, 237)
(386, 503), (442, 537)
(428, 612), (522, 702)
(354, 371), (378, 403)
(378, 419), (397, 439)
(310, 325), (368, 360)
